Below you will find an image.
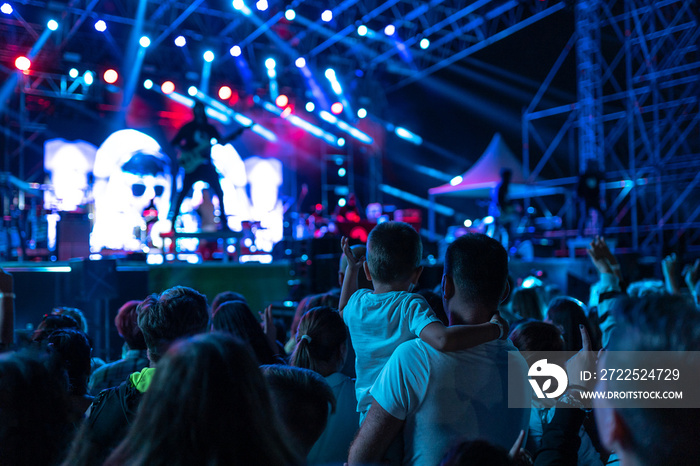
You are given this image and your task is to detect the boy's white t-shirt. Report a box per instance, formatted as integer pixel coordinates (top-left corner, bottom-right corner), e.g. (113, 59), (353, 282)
(342, 289), (440, 414)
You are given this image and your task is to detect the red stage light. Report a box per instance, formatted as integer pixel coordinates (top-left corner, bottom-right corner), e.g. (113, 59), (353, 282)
(275, 94), (289, 108)
(218, 86), (232, 100)
(161, 81), (175, 94)
(280, 106), (292, 118)
(14, 56), (31, 71)
(331, 102), (343, 114)
(103, 69), (118, 84)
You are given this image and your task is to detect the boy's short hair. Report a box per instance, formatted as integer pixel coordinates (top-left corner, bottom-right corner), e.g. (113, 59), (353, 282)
(366, 221), (422, 284)
(444, 234), (508, 306)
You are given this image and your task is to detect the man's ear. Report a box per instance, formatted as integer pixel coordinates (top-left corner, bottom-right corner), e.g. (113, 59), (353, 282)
(363, 261), (372, 282)
(500, 280), (511, 304)
(596, 406), (633, 454)
(442, 274), (455, 300)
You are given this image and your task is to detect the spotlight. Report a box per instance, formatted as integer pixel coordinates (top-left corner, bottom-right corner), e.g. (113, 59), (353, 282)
(295, 57), (306, 68)
(330, 102), (343, 114)
(338, 168), (347, 177)
(450, 176), (463, 186)
(275, 94), (289, 108)
(143, 79), (153, 89)
(219, 86), (232, 100)
(357, 108), (367, 119)
(103, 69), (118, 84)
(232, 0), (245, 10)
(94, 20), (107, 32)
(384, 24), (395, 36)
(284, 9), (295, 21)
(47, 19), (58, 31)
(419, 38), (430, 49)
(83, 71), (94, 85)
(230, 45), (241, 57)
(321, 9), (332, 22)
(69, 68), (79, 78)
(256, 0), (267, 11)
(203, 50), (215, 62)
(174, 35), (186, 47)
(264, 58), (276, 70)
(305, 102), (315, 112)
(357, 25), (368, 36)
(338, 198), (347, 207)
(463, 219), (472, 227)
(1, 3), (12, 14)
(161, 81), (175, 94)
(139, 36), (151, 48)
(188, 86), (198, 96)
(337, 138), (346, 147)
(324, 68), (336, 80)
(14, 56), (30, 71)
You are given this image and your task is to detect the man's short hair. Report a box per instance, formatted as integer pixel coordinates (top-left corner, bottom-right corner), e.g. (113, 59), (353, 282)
(138, 286), (209, 363)
(261, 365), (336, 457)
(366, 221), (422, 284)
(606, 295), (700, 465)
(444, 234), (508, 306)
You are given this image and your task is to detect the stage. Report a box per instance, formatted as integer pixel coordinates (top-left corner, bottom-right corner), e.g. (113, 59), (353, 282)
(2, 251), (625, 361)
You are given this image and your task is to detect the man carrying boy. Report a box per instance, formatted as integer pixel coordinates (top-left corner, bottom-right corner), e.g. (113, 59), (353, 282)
(348, 233), (530, 465)
(339, 222), (508, 423)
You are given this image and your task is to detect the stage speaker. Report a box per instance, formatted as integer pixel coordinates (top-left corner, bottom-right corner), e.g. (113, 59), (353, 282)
(57, 213), (90, 261)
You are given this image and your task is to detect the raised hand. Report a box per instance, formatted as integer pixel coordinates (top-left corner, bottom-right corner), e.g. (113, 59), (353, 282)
(587, 236), (613, 275)
(341, 236), (365, 272)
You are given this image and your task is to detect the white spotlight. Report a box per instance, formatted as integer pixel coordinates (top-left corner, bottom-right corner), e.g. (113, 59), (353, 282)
(139, 36), (151, 48)
(324, 68), (336, 80)
(94, 20), (107, 32)
(174, 35), (186, 47)
(264, 58), (276, 70)
(305, 102), (315, 112)
(357, 25), (368, 36)
(284, 9), (295, 21)
(69, 68), (79, 79)
(321, 9), (332, 22)
(188, 86), (198, 96)
(357, 108), (367, 119)
(384, 24), (395, 36)
(1, 3), (13, 14)
(203, 50), (215, 62)
(295, 57), (306, 68)
(47, 19), (58, 31)
(420, 38), (430, 49)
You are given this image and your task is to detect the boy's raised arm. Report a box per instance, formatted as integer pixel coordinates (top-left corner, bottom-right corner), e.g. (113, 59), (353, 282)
(339, 237), (365, 315)
(419, 313), (508, 352)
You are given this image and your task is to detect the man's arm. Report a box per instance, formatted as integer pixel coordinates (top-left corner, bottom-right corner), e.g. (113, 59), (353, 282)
(348, 401), (404, 465)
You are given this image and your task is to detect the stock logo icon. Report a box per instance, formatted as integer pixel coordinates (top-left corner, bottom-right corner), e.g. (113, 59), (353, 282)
(528, 359), (568, 399)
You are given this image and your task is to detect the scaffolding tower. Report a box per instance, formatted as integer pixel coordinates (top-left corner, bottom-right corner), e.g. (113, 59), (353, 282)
(524, 0), (699, 256)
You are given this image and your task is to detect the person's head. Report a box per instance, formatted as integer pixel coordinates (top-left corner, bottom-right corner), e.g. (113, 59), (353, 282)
(44, 328), (92, 396)
(365, 221), (423, 288)
(500, 168), (513, 184)
(193, 101), (207, 123)
(31, 313), (79, 342)
(52, 307), (88, 334)
(211, 291), (247, 315)
(211, 300), (277, 365)
(115, 300), (147, 351)
(262, 365), (336, 458)
(511, 287), (544, 321)
(339, 243), (371, 289)
(0, 349), (71, 466)
(138, 286), (209, 363)
(440, 439), (513, 466)
(442, 234), (509, 320)
(545, 296), (599, 351)
(594, 295), (700, 466)
(509, 320), (565, 367)
(105, 333), (298, 466)
(290, 306), (348, 377)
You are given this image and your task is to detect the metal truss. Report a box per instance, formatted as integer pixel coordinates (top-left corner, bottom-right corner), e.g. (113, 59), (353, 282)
(523, 0), (699, 255)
